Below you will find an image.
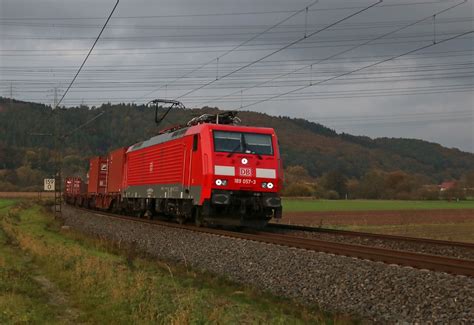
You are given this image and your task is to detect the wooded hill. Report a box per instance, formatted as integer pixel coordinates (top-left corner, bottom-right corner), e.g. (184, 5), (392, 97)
(1, 97), (473, 192)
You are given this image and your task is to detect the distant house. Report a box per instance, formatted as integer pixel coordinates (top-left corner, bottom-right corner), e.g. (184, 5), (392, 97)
(439, 181), (456, 191)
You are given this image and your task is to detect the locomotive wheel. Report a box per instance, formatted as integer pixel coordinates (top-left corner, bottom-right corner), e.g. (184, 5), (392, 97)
(177, 215), (186, 225)
(144, 210), (153, 220)
(194, 208), (204, 227)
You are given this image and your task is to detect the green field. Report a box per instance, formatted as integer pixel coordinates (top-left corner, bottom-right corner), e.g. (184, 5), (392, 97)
(282, 199), (474, 212)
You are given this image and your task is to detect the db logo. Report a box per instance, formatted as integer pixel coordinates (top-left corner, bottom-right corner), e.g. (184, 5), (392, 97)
(239, 167), (252, 177)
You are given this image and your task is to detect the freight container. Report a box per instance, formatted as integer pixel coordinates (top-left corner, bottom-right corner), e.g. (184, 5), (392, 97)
(107, 147), (127, 193)
(64, 177), (86, 196)
(87, 156), (108, 194)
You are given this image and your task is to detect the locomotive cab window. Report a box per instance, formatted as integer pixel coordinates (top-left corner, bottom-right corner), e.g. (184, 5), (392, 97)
(244, 133), (273, 155)
(213, 131), (273, 156)
(213, 131), (242, 153)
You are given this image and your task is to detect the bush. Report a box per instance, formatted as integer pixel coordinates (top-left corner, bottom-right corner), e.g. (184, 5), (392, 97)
(23, 185), (43, 192)
(393, 191), (412, 200)
(0, 181), (19, 191)
(441, 187), (466, 201)
(281, 183), (314, 197)
(415, 187), (439, 200)
(324, 190), (340, 200)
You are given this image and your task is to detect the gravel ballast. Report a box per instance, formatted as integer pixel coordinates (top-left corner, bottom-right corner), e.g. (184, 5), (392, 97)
(61, 206), (474, 323)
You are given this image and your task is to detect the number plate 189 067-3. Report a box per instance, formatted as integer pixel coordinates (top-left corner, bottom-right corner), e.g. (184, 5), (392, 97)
(234, 178), (256, 185)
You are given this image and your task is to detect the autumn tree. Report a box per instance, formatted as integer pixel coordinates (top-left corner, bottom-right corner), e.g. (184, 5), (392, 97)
(281, 165), (315, 197)
(319, 170), (347, 198)
(357, 170), (385, 199)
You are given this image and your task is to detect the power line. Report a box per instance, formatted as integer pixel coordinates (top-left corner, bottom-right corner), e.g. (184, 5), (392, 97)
(172, 1), (382, 102)
(3, 2), (471, 112)
(134, 0), (320, 103)
(4, 60), (471, 74)
(62, 111), (106, 138)
(5, 63), (471, 79)
(201, 87), (474, 102)
(240, 30), (474, 109)
(6, 71), (473, 92)
(196, 0), (469, 107)
(0, 1), (450, 21)
(1, 49), (470, 70)
(15, 83), (474, 104)
(54, 0), (120, 109)
(1, 30), (471, 55)
(1, 16), (471, 30)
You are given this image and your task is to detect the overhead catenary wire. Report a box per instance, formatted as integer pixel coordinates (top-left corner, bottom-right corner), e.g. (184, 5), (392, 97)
(0, 1), (452, 21)
(196, 0), (469, 107)
(5, 62), (471, 79)
(18, 87), (474, 103)
(6, 71), (474, 92)
(54, 0), (120, 109)
(1, 30), (472, 56)
(2, 62), (472, 81)
(171, 1), (383, 102)
(1, 15), (470, 29)
(2, 49), (470, 70)
(15, 89), (474, 106)
(134, 0), (321, 103)
(2, 1), (471, 114)
(32, 0), (120, 159)
(4, 22), (473, 42)
(1, 16), (471, 37)
(239, 29), (474, 109)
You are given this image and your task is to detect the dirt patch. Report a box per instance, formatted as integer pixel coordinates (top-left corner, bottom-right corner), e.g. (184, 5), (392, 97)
(0, 192), (54, 199)
(32, 275), (81, 323)
(279, 209), (474, 226)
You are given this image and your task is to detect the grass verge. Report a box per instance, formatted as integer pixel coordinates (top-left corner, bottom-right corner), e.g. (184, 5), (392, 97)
(0, 199), (350, 324)
(0, 207), (59, 324)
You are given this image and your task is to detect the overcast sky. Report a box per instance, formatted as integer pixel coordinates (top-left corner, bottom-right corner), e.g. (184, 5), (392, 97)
(1, 0), (473, 152)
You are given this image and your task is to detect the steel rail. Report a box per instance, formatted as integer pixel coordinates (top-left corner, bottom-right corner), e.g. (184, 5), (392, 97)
(267, 223), (474, 249)
(70, 207), (474, 277)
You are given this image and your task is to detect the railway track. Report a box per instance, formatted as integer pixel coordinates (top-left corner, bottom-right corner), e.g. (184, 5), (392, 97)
(268, 223), (474, 249)
(71, 206), (474, 277)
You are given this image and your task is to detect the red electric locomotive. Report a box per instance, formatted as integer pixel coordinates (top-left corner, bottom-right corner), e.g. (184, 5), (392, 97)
(65, 106), (283, 228)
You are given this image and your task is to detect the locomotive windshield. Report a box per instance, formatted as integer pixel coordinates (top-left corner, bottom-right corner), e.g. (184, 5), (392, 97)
(213, 131), (273, 155)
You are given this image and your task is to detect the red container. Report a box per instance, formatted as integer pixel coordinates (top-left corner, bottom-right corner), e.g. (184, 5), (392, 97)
(87, 156), (108, 194)
(65, 177), (86, 196)
(107, 147), (127, 193)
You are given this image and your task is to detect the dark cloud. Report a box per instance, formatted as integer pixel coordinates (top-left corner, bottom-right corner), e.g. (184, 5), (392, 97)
(1, 0), (472, 151)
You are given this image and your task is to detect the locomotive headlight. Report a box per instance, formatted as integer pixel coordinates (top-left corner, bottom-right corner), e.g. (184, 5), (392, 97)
(241, 158), (248, 165)
(262, 182), (267, 188)
(215, 179), (227, 186)
(267, 182), (274, 189)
